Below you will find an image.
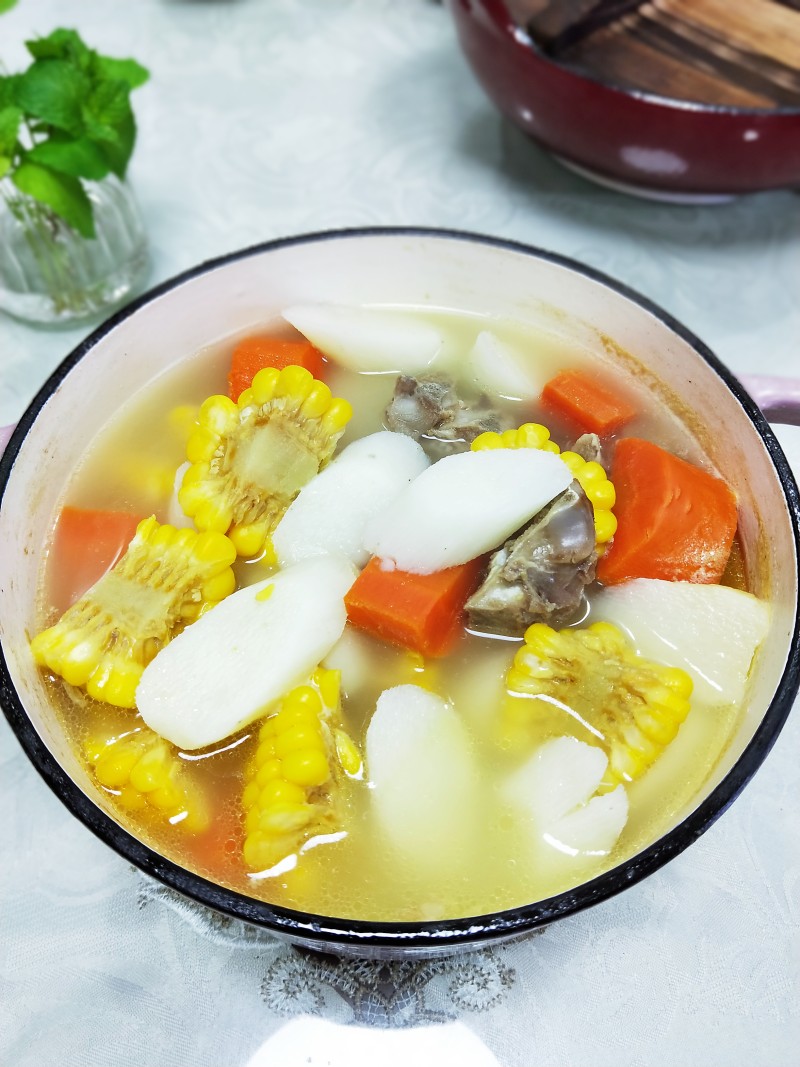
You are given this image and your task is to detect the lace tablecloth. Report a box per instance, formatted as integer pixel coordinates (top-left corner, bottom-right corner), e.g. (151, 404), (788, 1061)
(1, 2), (798, 1065)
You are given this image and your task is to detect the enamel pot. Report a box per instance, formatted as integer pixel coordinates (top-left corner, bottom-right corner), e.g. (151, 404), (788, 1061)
(445, 0), (800, 200)
(1, 228), (798, 958)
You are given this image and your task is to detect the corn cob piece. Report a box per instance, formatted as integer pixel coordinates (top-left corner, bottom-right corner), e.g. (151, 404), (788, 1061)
(241, 668), (361, 871)
(503, 620), (693, 788)
(31, 517), (236, 709)
(179, 365), (353, 558)
(471, 423), (617, 545)
(84, 727), (209, 832)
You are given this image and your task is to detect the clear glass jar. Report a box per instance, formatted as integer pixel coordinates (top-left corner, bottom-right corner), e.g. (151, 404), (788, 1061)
(0, 174), (149, 327)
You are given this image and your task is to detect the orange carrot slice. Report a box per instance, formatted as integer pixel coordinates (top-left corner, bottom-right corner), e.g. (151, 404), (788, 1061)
(50, 506), (141, 612)
(597, 438), (737, 585)
(542, 369), (637, 436)
(344, 556), (485, 658)
(228, 336), (326, 401)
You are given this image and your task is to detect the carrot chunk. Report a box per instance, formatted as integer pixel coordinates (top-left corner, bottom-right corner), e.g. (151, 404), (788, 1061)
(228, 336), (326, 401)
(50, 506), (141, 612)
(344, 556), (485, 658)
(542, 369), (637, 436)
(596, 438), (737, 585)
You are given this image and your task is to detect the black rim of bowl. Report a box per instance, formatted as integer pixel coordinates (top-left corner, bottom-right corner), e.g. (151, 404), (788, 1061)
(2, 226), (799, 952)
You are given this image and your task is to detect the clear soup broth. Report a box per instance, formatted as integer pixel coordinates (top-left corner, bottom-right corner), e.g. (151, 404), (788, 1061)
(34, 306), (754, 921)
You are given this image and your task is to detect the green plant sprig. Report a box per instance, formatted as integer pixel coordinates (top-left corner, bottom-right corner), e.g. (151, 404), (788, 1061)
(0, 28), (149, 238)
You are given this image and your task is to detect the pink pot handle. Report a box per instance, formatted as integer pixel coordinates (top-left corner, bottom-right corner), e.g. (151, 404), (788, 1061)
(740, 376), (800, 427)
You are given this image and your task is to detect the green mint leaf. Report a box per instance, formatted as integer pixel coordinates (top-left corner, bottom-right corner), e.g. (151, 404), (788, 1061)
(95, 56), (149, 90)
(81, 82), (139, 178)
(0, 156), (11, 180)
(0, 0), (19, 13)
(25, 29), (89, 63)
(82, 78), (131, 140)
(27, 135), (110, 181)
(12, 160), (95, 238)
(0, 74), (22, 110)
(17, 59), (89, 136)
(97, 108), (136, 179)
(0, 105), (21, 156)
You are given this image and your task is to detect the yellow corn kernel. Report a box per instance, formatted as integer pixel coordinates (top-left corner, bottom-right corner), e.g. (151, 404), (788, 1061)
(594, 509), (618, 544)
(117, 785), (148, 812)
(502, 620), (692, 788)
(118, 456), (175, 505)
(255, 739), (277, 766)
(281, 749), (331, 788)
(259, 779), (307, 807)
(255, 758), (284, 786)
(93, 742), (143, 789)
(589, 479), (616, 510)
(257, 803), (316, 835)
(230, 522), (269, 558)
(334, 728), (363, 777)
(269, 706), (321, 736)
(282, 686), (323, 718)
(518, 423), (553, 449)
(186, 426), (220, 464)
(312, 668), (341, 711)
(193, 498), (234, 534)
(301, 381), (333, 419)
(148, 781), (183, 811)
(31, 519), (237, 708)
(86, 728), (208, 831)
(471, 431), (504, 451)
(275, 727), (326, 759)
(255, 583), (275, 603)
(243, 832), (274, 869)
(558, 450), (583, 473)
(168, 404), (199, 444)
(199, 394), (239, 433)
(322, 398), (354, 434)
(258, 718), (277, 740)
(250, 367), (281, 405)
(129, 743), (170, 793)
(201, 569), (237, 604)
(275, 364), (315, 404)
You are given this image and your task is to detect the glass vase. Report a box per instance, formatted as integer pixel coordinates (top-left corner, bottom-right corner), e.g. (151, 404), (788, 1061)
(0, 174), (149, 327)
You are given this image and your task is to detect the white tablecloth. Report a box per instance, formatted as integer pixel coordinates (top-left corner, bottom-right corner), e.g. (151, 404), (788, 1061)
(1, 2), (798, 1065)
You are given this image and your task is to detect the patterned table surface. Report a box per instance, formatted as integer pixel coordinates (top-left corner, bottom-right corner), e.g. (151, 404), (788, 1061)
(1, 2), (799, 1065)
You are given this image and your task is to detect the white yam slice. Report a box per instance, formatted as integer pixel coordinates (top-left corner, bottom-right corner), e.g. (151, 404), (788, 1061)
(590, 579), (771, 706)
(136, 556), (357, 749)
(548, 788), (629, 855)
(321, 626), (374, 698)
(283, 304), (443, 374)
(273, 432), (429, 568)
(366, 684), (477, 864)
(363, 447), (572, 573)
(503, 736), (628, 856)
(468, 330), (545, 402)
